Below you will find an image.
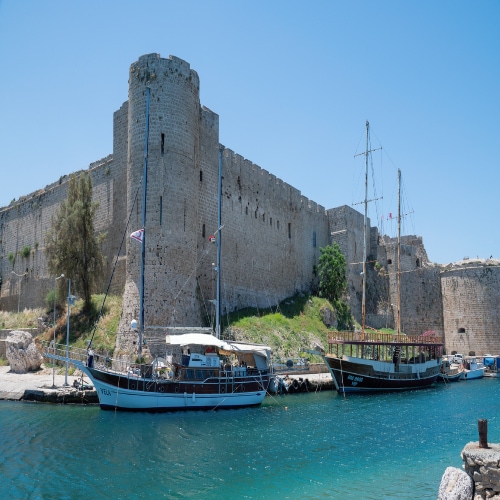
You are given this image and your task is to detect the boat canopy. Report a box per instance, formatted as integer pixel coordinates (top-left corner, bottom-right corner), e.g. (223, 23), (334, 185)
(165, 334), (271, 361)
(219, 342), (271, 361)
(166, 333), (226, 348)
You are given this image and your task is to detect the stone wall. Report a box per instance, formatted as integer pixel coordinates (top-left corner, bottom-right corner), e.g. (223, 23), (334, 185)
(1, 52), (499, 358)
(441, 261), (500, 355)
(0, 152), (127, 312)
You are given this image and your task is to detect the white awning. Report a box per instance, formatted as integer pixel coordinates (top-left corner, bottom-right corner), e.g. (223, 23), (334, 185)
(165, 334), (271, 360)
(165, 333), (226, 348)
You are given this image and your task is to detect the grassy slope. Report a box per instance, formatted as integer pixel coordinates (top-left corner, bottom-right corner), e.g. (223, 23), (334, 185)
(224, 294), (333, 362)
(2, 293), (339, 362)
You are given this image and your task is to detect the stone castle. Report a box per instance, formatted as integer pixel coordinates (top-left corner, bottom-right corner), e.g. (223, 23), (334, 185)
(1, 53), (499, 355)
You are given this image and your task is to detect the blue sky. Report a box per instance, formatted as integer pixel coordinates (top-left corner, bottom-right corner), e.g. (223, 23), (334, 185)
(1, 0), (499, 265)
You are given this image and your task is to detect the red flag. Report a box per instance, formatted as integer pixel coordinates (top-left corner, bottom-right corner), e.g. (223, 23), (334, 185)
(130, 229), (144, 243)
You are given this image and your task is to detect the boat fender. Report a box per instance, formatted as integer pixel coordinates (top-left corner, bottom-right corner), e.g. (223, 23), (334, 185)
(292, 379), (299, 391)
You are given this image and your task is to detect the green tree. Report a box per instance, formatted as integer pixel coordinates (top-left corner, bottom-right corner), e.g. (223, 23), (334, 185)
(45, 173), (106, 311)
(317, 243), (353, 330)
(317, 243), (347, 303)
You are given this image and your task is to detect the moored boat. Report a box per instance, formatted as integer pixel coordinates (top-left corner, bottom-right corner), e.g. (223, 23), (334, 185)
(462, 356), (486, 380)
(323, 330), (442, 392)
(44, 334), (271, 411)
(437, 356), (464, 382)
(481, 355), (500, 378)
(322, 122), (443, 393)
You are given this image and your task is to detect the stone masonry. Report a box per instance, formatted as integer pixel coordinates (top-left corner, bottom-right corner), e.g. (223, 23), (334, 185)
(1, 53), (499, 356)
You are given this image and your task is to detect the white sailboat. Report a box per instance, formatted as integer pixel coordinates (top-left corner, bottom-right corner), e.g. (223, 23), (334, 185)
(44, 89), (272, 411)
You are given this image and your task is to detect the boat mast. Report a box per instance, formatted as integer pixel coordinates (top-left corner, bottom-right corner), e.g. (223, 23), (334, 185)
(138, 86), (151, 360)
(397, 168), (401, 339)
(361, 120), (369, 338)
(216, 145), (223, 339)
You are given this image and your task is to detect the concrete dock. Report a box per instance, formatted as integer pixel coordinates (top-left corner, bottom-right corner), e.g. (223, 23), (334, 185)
(0, 365), (98, 404)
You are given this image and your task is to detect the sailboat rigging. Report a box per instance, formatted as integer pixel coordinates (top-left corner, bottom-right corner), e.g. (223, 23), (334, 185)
(43, 90), (272, 411)
(322, 121), (443, 393)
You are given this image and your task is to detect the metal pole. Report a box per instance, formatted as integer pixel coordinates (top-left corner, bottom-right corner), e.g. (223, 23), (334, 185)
(138, 86), (150, 362)
(397, 169), (401, 339)
(361, 120), (369, 339)
(52, 274), (64, 388)
(216, 145), (223, 339)
(65, 279), (71, 386)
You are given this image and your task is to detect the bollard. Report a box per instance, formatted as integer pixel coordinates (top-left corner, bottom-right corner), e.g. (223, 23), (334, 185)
(478, 418), (488, 448)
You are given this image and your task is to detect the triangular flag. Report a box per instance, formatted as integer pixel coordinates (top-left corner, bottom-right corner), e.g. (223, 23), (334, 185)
(130, 228), (144, 243)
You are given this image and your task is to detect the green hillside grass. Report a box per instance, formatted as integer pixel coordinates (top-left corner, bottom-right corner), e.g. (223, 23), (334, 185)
(224, 294), (335, 361)
(2, 293), (345, 363)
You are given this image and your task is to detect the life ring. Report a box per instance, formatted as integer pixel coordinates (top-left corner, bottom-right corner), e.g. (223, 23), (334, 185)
(130, 383), (136, 390)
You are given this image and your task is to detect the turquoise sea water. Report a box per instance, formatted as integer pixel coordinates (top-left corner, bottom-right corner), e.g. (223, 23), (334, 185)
(1, 378), (499, 499)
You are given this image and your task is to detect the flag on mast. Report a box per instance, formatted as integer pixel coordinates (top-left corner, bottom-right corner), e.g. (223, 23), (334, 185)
(130, 228), (144, 243)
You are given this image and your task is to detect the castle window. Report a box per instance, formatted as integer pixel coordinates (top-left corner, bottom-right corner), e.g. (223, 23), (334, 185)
(202, 224), (206, 238)
(199, 170), (203, 182)
(161, 133), (165, 155)
(160, 196), (163, 225)
(277, 220), (280, 230)
(288, 223), (291, 239)
(255, 210), (258, 219)
(387, 259), (392, 265)
(262, 214), (265, 223)
(458, 327), (466, 333)
(270, 217), (272, 227)
(416, 258), (420, 268)
(245, 207), (248, 215)
(313, 231), (317, 248)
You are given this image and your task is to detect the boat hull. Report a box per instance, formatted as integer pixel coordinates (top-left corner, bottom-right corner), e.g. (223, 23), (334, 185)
(463, 368), (486, 380)
(437, 372), (464, 382)
(323, 355), (440, 393)
(81, 364), (269, 411)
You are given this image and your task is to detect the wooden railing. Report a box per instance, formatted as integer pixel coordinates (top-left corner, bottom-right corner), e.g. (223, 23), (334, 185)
(327, 330), (443, 345)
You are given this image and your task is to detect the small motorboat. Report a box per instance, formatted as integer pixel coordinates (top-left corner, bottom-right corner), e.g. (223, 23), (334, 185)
(437, 357), (464, 382)
(462, 356), (486, 380)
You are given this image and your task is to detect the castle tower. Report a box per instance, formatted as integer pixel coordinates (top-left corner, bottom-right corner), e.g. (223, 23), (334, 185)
(441, 262), (500, 354)
(120, 54), (204, 335)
